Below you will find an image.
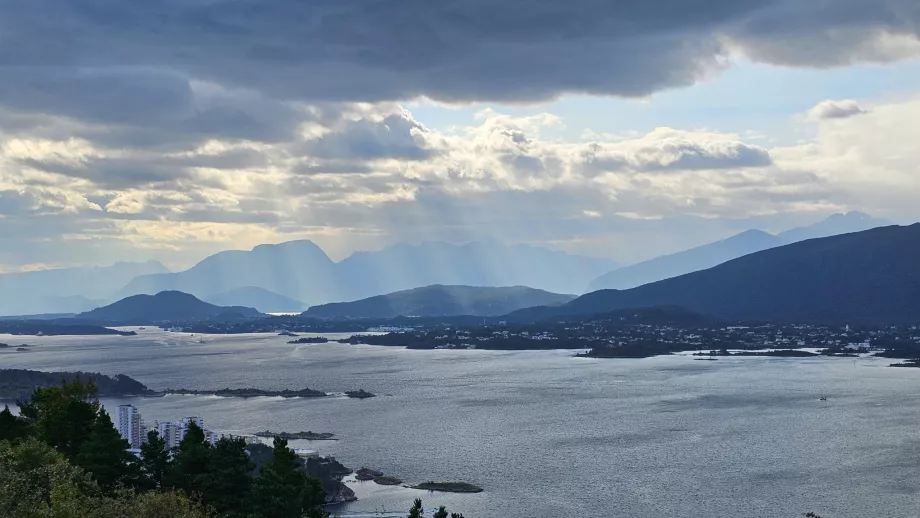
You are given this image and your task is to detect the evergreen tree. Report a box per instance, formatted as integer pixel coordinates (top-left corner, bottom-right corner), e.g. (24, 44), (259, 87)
(248, 437), (328, 518)
(409, 498), (425, 518)
(0, 405), (28, 441)
(164, 421), (212, 494)
(75, 407), (142, 491)
(200, 436), (253, 516)
(17, 378), (99, 459)
(140, 430), (170, 489)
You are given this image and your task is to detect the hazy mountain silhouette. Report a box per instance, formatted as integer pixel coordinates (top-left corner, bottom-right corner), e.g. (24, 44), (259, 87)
(78, 291), (261, 323)
(117, 240), (616, 306)
(588, 229), (784, 292)
(305, 284), (576, 319)
(333, 240), (615, 300)
(777, 211), (891, 242)
(0, 261), (169, 316)
(205, 287), (306, 313)
(588, 211), (892, 291)
(118, 241), (337, 306)
(513, 224), (920, 325)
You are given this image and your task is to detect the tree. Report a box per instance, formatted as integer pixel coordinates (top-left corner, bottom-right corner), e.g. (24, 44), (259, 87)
(0, 405), (28, 442)
(199, 436), (253, 516)
(140, 430), (170, 489)
(0, 438), (99, 516)
(75, 407), (142, 491)
(248, 437), (327, 518)
(407, 500), (465, 518)
(165, 421), (212, 495)
(17, 378), (100, 459)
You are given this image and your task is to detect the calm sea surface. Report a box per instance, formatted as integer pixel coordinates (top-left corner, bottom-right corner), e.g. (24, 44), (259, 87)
(2, 328), (920, 518)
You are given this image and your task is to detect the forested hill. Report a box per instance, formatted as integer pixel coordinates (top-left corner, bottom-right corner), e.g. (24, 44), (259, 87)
(510, 224), (920, 325)
(0, 369), (153, 399)
(305, 284), (575, 318)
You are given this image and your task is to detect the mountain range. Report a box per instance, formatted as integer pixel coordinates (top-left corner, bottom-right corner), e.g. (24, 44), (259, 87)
(587, 211), (891, 291)
(117, 240), (617, 307)
(204, 287), (306, 313)
(77, 291), (261, 324)
(0, 261), (169, 316)
(304, 285), (575, 319)
(513, 224), (920, 325)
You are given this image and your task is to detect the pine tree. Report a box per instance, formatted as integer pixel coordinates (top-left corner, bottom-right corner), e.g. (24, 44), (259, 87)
(409, 498), (424, 518)
(17, 378), (100, 459)
(164, 421), (212, 494)
(200, 435), (253, 516)
(0, 405), (28, 441)
(248, 437), (328, 518)
(140, 430), (170, 489)
(74, 407), (142, 491)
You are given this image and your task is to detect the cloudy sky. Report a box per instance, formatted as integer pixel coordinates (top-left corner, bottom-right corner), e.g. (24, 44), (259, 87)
(1, 0), (920, 271)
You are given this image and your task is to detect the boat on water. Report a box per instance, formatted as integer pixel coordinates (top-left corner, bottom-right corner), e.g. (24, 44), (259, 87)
(819, 396), (828, 401)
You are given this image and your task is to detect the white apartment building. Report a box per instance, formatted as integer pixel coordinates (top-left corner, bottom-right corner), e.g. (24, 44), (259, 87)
(116, 404), (145, 448)
(155, 416), (218, 448)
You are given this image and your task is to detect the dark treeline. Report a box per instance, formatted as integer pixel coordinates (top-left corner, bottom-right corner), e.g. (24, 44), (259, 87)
(0, 378), (465, 518)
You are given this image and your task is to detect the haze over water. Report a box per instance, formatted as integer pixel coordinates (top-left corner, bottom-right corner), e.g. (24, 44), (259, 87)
(3, 329), (920, 517)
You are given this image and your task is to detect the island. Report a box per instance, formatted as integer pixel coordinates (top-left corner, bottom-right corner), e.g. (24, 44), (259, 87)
(412, 481), (483, 493)
(889, 359), (920, 367)
(575, 342), (678, 358)
(287, 336), (329, 344)
(278, 331), (299, 337)
(254, 430), (337, 441)
(168, 387), (327, 398)
(344, 389), (376, 399)
(373, 475), (403, 485)
(0, 369), (156, 399)
(355, 467), (384, 481)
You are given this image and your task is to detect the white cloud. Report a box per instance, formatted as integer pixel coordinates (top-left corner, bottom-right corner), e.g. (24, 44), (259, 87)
(807, 99), (868, 120)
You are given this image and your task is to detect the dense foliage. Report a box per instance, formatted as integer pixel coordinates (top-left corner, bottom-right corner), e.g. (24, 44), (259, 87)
(0, 378), (468, 517)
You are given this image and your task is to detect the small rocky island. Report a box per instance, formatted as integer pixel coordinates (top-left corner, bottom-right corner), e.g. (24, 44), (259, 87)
(412, 481), (484, 493)
(354, 468), (481, 492)
(288, 336), (329, 344)
(889, 359), (920, 367)
(344, 389), (376, 399)
(354, 468), (402, 485)
(254, 430), (337, 441)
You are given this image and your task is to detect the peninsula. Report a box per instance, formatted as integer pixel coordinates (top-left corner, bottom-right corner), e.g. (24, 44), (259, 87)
(0, 369), (155, 399)
(287, 336), (329, 344)
(254, 430), (337, 440)
(168, 387), (327, 398)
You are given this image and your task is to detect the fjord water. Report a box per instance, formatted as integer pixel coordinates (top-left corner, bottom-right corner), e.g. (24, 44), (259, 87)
(3, 330), (920, 517)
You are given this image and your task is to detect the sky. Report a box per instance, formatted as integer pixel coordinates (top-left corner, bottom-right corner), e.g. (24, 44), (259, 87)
(1, 0), (920, 271)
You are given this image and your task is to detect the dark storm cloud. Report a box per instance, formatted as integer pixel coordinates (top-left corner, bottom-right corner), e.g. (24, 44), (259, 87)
(18, 157), (191, 189)
(0, 0), (917, 105)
